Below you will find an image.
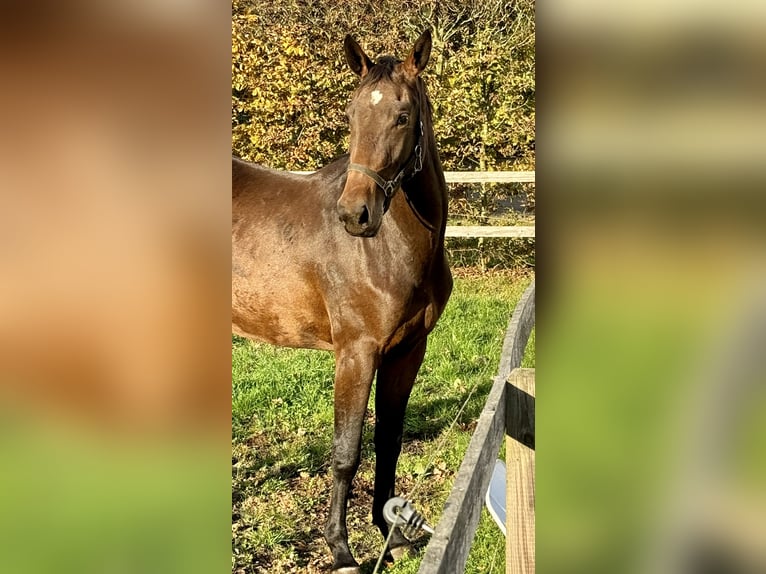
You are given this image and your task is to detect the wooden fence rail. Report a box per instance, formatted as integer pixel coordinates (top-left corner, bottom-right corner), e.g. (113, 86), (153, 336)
(442, 171), (535, 184)
(445, 226), (535, 238)
(418, 281), (535, 574)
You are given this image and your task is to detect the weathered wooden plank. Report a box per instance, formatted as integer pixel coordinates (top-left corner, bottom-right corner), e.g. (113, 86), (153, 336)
(418, 282), (536, 574)
(497, 282), (536, 380)
(506, 369), (535, 574)
(445, 226), (535, 238)
(289, 170), (536, 184)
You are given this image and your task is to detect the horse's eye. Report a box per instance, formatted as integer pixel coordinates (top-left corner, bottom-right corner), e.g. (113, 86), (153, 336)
(397, 114), (409, 126)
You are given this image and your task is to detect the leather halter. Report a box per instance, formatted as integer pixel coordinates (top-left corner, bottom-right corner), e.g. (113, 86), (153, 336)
(347, 120), (435, 232)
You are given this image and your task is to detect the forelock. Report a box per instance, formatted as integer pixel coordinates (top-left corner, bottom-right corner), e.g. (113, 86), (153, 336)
(354, 56), (425, 112)
(360, 56), (402, 87)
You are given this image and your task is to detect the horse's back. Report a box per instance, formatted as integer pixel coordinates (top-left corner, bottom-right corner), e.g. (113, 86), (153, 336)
(233, 157), (311, 201)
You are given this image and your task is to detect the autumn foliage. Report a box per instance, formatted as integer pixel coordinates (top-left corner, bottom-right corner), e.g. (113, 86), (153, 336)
(232, 0), (535, 173)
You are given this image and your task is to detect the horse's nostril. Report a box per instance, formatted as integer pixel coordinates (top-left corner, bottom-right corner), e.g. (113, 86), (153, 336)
(358, 205), (369, 225)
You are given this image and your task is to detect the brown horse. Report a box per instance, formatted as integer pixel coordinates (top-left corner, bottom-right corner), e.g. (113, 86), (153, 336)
(232, 30), (452, 573)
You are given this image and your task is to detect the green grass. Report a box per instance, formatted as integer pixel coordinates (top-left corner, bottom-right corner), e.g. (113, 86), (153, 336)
(232, 269), (535, 573)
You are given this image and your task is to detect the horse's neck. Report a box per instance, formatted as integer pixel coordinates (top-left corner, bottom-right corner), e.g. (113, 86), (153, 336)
(401, 132), (447, 238)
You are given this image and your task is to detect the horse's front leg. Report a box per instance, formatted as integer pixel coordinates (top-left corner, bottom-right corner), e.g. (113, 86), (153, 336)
(324, 339), (378, 574)
(372, 338), (427, 560)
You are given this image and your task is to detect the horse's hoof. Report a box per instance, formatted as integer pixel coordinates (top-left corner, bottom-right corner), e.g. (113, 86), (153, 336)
(332, 567), (361, 574)
(389, 543), (415, 561)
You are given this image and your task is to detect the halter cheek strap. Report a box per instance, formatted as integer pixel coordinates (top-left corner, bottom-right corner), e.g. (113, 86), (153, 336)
(347, 121), (425, 217)
(347, 163), (404, 201)
(346, 131), (435, 233)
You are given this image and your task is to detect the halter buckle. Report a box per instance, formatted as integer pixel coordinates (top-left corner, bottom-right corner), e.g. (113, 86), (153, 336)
(383, 180), (397, 197)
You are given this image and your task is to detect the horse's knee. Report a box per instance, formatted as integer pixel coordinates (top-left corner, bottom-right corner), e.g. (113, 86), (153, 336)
(332, 458), (360, 482)
(332, 443), (361, 476)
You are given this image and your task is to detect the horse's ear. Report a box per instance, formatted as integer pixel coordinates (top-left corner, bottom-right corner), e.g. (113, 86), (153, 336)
(344, 35), (373, 77)
(404, 29), (432, 78)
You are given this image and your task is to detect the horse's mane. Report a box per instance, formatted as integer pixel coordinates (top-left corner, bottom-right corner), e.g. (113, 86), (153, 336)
(360, 56), (399, 86)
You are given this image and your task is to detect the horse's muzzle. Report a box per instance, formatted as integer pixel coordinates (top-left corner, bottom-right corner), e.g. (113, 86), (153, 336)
(337, 200), (380, 237)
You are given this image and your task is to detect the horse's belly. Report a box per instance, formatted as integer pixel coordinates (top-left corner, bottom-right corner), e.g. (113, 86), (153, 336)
(232, 321), (333, 351)
(232, 277), (333, 351)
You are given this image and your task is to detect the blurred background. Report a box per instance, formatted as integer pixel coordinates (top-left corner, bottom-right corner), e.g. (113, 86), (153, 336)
(539, 1), (766, 572)
(0, 2), (231, 573)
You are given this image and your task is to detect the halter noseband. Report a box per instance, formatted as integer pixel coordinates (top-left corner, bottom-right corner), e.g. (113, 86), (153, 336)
(347, 120), (425, 216)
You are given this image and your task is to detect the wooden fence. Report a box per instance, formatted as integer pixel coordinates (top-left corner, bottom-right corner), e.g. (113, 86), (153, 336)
(445, 171), (535, 239)
(418, 281), (536, 574)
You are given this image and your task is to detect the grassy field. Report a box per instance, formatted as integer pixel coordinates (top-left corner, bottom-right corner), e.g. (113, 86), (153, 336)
(232, 269), (535, 573)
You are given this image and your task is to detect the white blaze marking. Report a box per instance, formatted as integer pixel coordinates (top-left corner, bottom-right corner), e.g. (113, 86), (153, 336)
(370, 90), (383, 105)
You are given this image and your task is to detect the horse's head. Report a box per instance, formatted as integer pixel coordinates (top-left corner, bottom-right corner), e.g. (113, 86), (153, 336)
(337, 30), (432, 237)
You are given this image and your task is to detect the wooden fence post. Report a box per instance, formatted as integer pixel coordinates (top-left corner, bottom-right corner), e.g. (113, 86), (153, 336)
(506, 368), (535, 574)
